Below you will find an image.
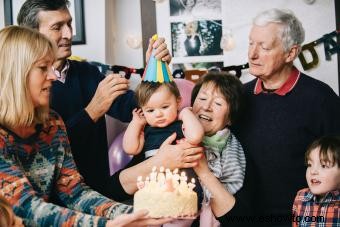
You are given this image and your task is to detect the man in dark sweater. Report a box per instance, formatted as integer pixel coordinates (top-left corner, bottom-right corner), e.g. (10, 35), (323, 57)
(197, 9), (340, 227)
(17, 0), (175, 197)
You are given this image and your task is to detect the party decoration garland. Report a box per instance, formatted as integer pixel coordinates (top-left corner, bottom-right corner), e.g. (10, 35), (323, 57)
(90, 30), (339, 80)
(298, 30), (340, 70)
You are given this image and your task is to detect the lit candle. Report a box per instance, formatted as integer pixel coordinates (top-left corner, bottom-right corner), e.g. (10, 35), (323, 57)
(188, 178), (196, 190)
(137, 176), (145, 189)
(145, 176), (150, 186)
(165, 168), (172, 180)
(150, 166), (157, 182)
(159, 166), (165, 173)
(180, 172), (187, 185)
(172, 168), (179, 182)
(157, 167), (166, 185)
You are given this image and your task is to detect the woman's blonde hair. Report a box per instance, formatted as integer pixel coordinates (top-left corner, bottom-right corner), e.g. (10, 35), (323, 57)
(0, 25), (56, 128)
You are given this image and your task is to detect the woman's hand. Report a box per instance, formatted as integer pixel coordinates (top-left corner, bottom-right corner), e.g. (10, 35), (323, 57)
(193, 153), (236, 217)
(193, 152), (210, 177)
(157, 133), (204, 170)
(119, 134), (203, 194)
(106, 210), (172, 227)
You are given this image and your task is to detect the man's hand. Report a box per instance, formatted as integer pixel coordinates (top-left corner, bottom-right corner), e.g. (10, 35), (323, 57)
(85, 74), (129, 122)
(146, 36), (172, 64)
(157, 133), (204, 169)
(105, 210), (172, 227)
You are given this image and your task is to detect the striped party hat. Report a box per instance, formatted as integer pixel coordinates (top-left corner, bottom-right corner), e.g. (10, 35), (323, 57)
(142, 34), (173, 83)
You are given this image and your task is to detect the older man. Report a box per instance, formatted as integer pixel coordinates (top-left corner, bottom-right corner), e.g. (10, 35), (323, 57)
(204, 8), (340, 227)
(236, 8), (340, 226)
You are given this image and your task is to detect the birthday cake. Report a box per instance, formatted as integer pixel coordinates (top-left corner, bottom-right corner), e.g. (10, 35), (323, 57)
(133, 166), (198, 218)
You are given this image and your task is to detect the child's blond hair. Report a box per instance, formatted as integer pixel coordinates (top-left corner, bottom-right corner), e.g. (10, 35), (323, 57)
(135, 81), (181, 107)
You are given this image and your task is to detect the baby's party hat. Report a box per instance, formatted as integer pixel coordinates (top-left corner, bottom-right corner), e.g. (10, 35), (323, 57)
(142, 34), (173, 83)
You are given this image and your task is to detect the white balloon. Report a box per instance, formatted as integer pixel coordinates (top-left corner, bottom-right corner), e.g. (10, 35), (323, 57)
(220, 34), (235, 51)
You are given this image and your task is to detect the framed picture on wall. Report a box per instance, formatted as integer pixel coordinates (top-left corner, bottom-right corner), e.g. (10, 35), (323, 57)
(171, 20), (223, 57)
(68, 0), (86, 44)
(170, 0), (222, 17)
(3, 0), (86, 45)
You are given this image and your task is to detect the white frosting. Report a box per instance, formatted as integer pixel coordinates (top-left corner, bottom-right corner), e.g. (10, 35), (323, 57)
(133, 167), (198, 218)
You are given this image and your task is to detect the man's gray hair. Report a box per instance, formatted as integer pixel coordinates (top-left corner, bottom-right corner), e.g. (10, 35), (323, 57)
(17, 0), (70, 29)
(253, 8), (305, 53)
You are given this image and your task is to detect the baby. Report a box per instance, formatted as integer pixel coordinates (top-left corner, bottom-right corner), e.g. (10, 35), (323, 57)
(123, 81), (204, 158)
(292, 135), (340, 226)
(123, 80), (204, 227)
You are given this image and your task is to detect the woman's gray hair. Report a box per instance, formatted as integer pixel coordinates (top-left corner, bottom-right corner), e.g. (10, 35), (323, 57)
(17, 0), (70, 29)
(253, 8), (305, 53)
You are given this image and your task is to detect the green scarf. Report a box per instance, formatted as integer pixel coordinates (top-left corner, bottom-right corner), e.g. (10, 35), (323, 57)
(202, 128), (230, 152)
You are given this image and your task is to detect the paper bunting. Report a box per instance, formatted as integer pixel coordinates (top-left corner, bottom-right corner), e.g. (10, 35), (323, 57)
(221, 63), (249, 78)
(169, 31), (339, 80)
(298, 30), (340, 70)
(323, 31), (340, 61)
(298, 42), (320, 70)
(89, 61), (144, 79)
(90, 31), (338, 81)
(142, 34), (173, 83)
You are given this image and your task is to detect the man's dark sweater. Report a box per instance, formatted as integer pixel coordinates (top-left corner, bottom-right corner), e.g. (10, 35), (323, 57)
(51, 60), (136, 196)
(217, 73), (340, 226)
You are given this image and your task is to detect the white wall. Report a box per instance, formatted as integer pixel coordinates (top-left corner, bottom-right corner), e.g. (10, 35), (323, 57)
(0, 0), (106, 62)
(76, 0), (144, 67)
(111, 0), (144, 68)
(156, 0), (339, 94)
(72, 0), (106, 62)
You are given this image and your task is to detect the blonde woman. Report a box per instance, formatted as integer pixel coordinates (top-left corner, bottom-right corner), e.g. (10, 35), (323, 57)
(0, 26), (170, 227)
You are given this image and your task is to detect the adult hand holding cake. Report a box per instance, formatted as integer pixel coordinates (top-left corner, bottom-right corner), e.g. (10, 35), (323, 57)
(105, 209), (172, 227)
(134, 166), (198, 218)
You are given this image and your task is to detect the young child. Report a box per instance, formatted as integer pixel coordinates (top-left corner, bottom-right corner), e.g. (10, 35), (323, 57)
(123, 81), (204, 227)
(0, 195), (24, 227)
(123, 34), (203, 160)
(123, 81), (204, 157)
(292, 135), (340, 227)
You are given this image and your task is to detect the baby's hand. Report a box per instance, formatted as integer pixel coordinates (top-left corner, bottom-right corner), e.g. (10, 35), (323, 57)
(178, 107), (193, 120)
(132, 108), (147, 126)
